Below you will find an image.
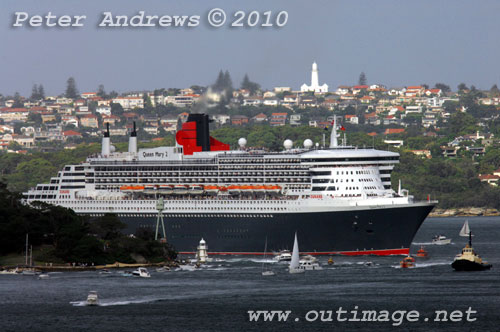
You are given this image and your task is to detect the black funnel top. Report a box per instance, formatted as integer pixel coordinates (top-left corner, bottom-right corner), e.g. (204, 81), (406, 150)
(104, 123), (110, 138)
(186, 114), (212, 151)
(131, 121), (137, 137)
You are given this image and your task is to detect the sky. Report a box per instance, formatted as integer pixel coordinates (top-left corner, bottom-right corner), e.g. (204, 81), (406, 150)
(1, 0), (500, 96)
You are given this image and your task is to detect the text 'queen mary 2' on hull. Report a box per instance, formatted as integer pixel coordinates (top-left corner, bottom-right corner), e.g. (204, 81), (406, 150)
(24, 114), (437, 256)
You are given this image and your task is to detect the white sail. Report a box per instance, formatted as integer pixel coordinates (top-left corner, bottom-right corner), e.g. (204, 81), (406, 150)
(290, 232), (300, 270)
(459, 220), (472, 237)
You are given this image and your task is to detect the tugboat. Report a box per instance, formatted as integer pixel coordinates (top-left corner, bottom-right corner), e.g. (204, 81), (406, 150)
(416, 246), (429, 258)
(400, 255), (415, 268)
(452, 232), (491, 271)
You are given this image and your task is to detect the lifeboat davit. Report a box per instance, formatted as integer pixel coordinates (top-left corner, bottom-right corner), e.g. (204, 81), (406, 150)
(159, 185), (173, 195)
(189, 184), (204, 195)
(227, 185), (241, 195)
(173, 185), (188, 195)
(204, 185), (219, 195)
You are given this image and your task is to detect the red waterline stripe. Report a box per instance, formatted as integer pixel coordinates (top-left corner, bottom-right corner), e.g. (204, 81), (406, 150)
(179, 248), (409, 256)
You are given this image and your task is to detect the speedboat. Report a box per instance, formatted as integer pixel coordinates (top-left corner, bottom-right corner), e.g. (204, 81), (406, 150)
(432, 235), (451, 245)
(86, 291), (99, 306)
(132, 267), (151, 278)
(38, 273), (50, 279)
(99, 269), (112, 275)
(156, 266), (171, 272)
(274, 250), (292, 263)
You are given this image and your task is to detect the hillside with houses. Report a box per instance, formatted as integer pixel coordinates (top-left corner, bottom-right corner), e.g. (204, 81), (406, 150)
(2, 70), (500, 208)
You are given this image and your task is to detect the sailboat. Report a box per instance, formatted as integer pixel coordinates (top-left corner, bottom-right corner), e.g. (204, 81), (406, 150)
(289, 232), (305, 274)
(261, 237), (275, 276)
(459, 220), (474, 238)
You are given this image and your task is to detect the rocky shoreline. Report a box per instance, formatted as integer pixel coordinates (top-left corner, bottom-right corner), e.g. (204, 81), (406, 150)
(429, 207), (500, 218)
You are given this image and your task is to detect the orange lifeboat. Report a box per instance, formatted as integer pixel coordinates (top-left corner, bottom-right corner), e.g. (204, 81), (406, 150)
(416, 246), (428, 258)
(240, 185), (254, 194)
(189, 184), (204, 195)
(227, 185), (241, 195)
(173, 184), (188, 195)
(204, 185), (219, 195)
(144, 185), (157, 194)
(265, 185), (281, 195)
(159, 185), (173, 194)
(400, 256), (415, 268)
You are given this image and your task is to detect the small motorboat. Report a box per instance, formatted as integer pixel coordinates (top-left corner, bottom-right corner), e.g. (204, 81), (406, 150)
(86, 291), (99, 306)
(327, 257), (334, 265)
(156, 267), (171, 273)
(274, 250), (292, 263)
(38, 273), (50, 279)
(132, 267), (151, 278)
(299, 260), (323, 271)
(400, 256), (415, 268)
(99, 269), (112, 275)
(432, 235), (451, 245)
(364, 261), (373, 267)
(416, 246), (429, 258)
(120, 271), (133, 277)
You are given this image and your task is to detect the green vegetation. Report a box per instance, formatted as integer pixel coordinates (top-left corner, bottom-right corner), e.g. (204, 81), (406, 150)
(0, 183), (176, 265)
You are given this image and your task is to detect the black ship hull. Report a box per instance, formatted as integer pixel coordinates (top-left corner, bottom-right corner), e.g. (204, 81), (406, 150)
(451, 260), (492, 271)
(88, 203), (435, 256)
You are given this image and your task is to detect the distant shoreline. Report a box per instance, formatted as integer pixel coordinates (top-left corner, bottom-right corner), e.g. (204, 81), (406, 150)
(429, 207), (500, 218)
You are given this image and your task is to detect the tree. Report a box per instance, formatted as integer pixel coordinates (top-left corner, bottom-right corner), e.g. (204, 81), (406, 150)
(12, 92), (23, 108)
(223, 70), (233, 91)
(97, 84), (106, 98)
(358, 72), (367, 86)
(457, 83), (468, 92)
(65, 77), (79, 99)
(241, 74), (260, 95)
(490, 84), (500, 97)
(38, 84), (45, 100)
(212, 70), (225, 92)
(421, 84), (429, 89)
(434, 83), (451, 93)
(31, 84), (39, 100)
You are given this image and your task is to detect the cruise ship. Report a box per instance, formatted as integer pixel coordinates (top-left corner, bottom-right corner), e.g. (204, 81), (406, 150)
(24, 114), (436, 256)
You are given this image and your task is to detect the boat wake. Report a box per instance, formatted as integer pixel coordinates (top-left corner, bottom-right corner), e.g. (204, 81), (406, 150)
(392, 261), (449, 269)
(70, 296), (168, 307)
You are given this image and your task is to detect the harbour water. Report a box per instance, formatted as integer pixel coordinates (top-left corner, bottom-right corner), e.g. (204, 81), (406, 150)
(1, 217), (499, 331)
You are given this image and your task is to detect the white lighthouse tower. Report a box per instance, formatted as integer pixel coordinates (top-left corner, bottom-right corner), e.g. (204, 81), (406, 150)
(301, 62), (328, 93)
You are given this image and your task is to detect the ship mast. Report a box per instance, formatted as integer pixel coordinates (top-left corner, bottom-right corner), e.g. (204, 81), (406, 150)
(329, 115), (340, 148)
